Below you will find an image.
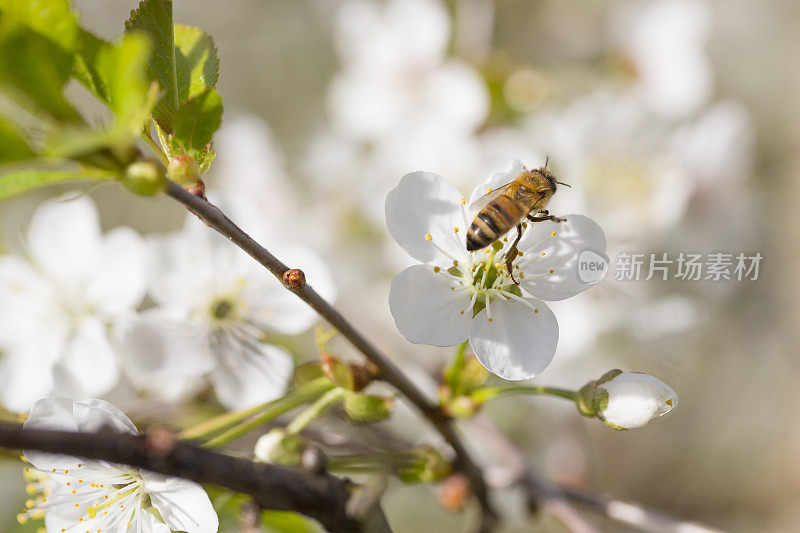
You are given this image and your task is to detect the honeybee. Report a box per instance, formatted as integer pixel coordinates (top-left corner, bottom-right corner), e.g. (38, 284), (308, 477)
(466, 164), (567, 284)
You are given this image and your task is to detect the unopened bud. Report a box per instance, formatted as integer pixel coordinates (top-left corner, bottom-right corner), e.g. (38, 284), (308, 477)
(578, 370), (678, 430)
(254, 429), (307, 465)
(342, 391), (393, 423)
(444, 396), (479, 418)
(437, 474), (470, 512)
(282, 268), (305, 290)
(321, 354), (355, 390)
(399, 445), (452, 483)
(184, 179), (206, 199)
(300, 445), (328, 474)
(350, 361), (378, 392)
(122, 160), (167, 195)
(167, 154), (200, 186)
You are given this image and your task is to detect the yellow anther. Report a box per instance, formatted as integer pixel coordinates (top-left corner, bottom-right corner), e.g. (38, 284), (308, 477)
(453, 227), (459, 233)
(486, 187), (492, 193)
(25, 500), (34, 509)
(503, 237), (508, 242)
(541, 252), (545, 256)
(551, 231), (556, 236)
(424, 234), (432, 241)
(453, 260), (458, 267)
(666, 399), (674, 406)
(78, 480), (83, 483)
(79, 518), (83, 522)
(518, 251), (523, 257)
(461, 198), (466, 205)
(549, 269), (554, 274)
(51, 469), (56, 473)
(66, 482), (70, 486)
(74, 504), (79, 508)
(77, 464), (82, 467)
(41, 498), (46, 503)
(433, 266), (440, 273)
(460, 311), (465, 315)
(534, 309), (539, 314)
(64, 470), (68, 474)
(72, 490), (76, 494)
(488, 318), (493, 322)
(88, 507), (97, 519)
(522, 222), (528, 229)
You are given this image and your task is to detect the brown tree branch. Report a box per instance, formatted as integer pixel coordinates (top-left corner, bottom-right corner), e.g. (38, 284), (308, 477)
(0, 424), (363, 532)
(165, 181), (497, 530)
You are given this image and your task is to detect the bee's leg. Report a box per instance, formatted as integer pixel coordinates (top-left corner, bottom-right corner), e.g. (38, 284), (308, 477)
(527, 211), (566, 223)
(506, 223), (524, 285)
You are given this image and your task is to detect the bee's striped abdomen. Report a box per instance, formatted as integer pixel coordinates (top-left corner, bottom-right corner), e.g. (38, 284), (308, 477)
(466, 195), (525, 251)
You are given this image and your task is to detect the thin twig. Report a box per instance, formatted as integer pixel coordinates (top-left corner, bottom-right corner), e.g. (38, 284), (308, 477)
(165, 181), (497, 529)
(472, 416), (724, 533)
(560, 486), (726, 533)
(472, 415), (598, 533)
(0, 424), (360, 532)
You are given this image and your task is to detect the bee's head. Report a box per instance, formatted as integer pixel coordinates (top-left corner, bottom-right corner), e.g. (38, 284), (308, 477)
(536, 167), (558, 194)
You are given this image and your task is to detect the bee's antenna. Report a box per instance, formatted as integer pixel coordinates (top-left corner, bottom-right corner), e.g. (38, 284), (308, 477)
(556, 180), (571, 188)
(544, 155), (550, 168)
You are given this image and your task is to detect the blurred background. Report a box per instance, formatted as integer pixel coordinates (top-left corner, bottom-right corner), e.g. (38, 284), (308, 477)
(1, 0), (799, 531)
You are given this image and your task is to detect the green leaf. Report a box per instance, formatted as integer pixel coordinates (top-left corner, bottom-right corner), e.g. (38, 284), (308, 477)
(72, 28), (111, 103)
(0, 0), (79, 53)
(0, 167), (114, 199)
(173, 88), (222, 163)
(174, 24), (219, 101)
(0, 27), (81, 122)
(125, 0), (178, 131)
(96, 34), (155, 136)
(0, 119), (35, 163)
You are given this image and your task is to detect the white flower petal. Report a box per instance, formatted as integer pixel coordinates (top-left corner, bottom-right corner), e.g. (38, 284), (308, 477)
(26, 196), (102, 284)
(0, 347), (57, 412)
(209, 338), (293, 410)
(517, 214), (607, 301)
(22, 397), (80, 470)
(86, 226), (147, 315)
(425, 61), (489, 132)
(72, 398), (138, 434)
(115, 313), (214, 399)
(141, 471), (219, 533)
(600, 372), (678, 429)
(388, 264), (472, 346)
(55, 318), (119, 399)
(138, 508), (173, 533)
(469, 297), (558, 380)
(385, 171), (467, 264)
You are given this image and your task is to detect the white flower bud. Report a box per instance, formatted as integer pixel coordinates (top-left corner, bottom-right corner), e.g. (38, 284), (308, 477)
(597, 372), (678, 429)
(254, 429), (286, 463)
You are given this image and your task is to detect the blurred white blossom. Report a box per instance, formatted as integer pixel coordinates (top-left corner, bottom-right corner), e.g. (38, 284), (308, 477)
(614, 0), (713, 120)
(330, 0), (488, 141)
(386, 160), (606, 380)
(0, 197), (146, 411)
(117, 217), (335, 409)
(22, 397), (217, 533)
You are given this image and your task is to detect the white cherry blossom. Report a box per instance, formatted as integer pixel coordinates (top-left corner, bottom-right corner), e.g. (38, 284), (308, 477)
(117, 216), (335, 409)
(386, 160), (606, 380)
(21, 397), (218, 533)
(329, 0), (488, 142)
(614, 0), (713, 120)
(0, 197), (146, 412)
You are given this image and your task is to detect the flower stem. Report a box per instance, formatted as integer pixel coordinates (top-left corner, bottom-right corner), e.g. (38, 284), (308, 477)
(182, 378), (334, 447)
(286, 388), (345, 435)
(472, 385), (578, 404)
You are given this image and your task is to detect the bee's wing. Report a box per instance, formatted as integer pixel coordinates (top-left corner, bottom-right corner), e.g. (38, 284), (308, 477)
(470, 181), (514, 212)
